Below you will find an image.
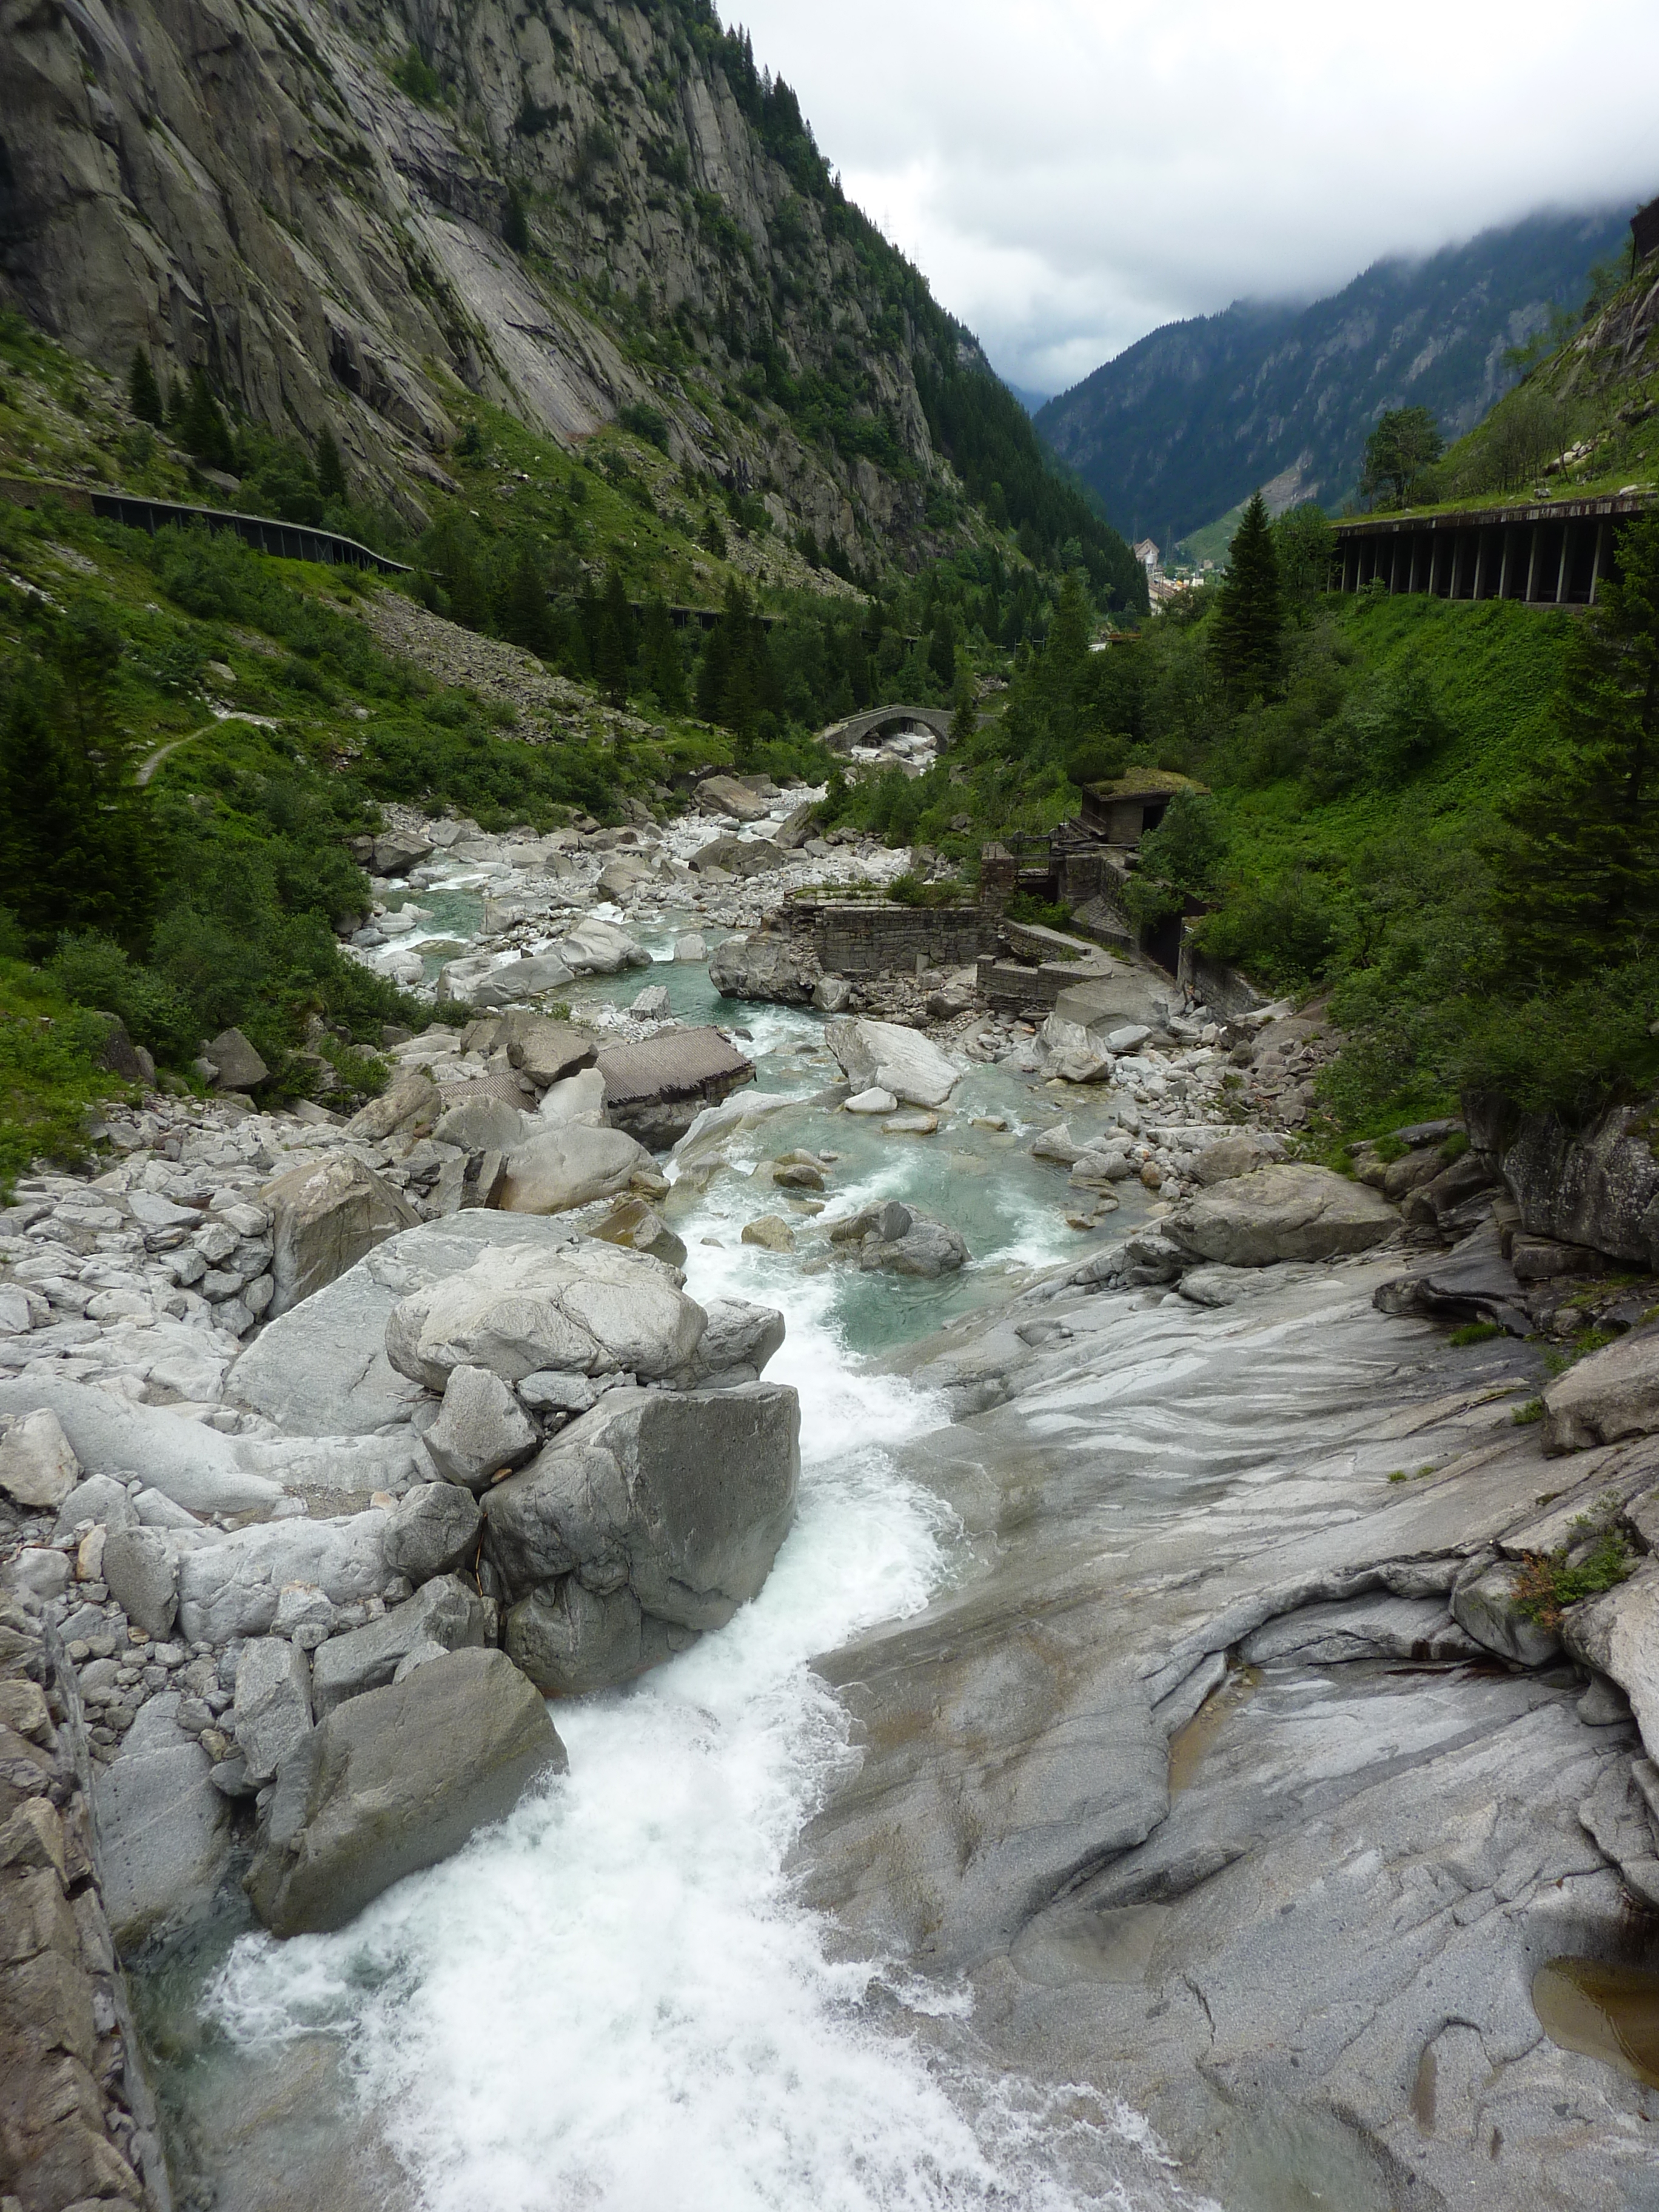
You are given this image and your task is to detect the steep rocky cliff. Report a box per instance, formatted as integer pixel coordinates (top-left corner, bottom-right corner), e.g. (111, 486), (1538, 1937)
(1, 0), (1131, 586)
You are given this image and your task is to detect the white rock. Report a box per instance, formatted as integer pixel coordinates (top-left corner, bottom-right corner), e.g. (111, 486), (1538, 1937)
(844, 1088), (899, 1115)
(0, 1407), (81, 1507)
(558, 918), (652, 976)
(825, 1018), (962, 1108)
(537, 1067), (609, 1128)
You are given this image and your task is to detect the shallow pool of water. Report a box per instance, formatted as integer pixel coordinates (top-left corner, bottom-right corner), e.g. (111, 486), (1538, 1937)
(1532, 1954), (1659, 2088)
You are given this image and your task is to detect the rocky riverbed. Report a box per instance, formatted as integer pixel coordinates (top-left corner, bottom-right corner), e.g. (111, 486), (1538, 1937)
(7, 795), (1659, 2211)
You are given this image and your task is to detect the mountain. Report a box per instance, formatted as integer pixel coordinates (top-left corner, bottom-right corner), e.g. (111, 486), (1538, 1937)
(0, 0), (1140, 602)
(1002, 380), (1054, 417)
(1033, 208), (1632, 549)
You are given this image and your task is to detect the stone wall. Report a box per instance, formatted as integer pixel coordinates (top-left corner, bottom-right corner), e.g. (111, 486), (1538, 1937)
(0, 1596), (170, 2212)
(768, 900), (987, 978)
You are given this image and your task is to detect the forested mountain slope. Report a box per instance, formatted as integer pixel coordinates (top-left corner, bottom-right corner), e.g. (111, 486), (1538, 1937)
(1, 0), (1138, 599)
(1034, 209), (1630, 547)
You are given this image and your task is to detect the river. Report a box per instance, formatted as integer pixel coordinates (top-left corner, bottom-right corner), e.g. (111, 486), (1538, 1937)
(136, 903), (1221, 2210)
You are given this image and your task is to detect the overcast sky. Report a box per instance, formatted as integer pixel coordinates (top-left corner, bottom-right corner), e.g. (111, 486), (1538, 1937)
(734, 0), (1659, 398)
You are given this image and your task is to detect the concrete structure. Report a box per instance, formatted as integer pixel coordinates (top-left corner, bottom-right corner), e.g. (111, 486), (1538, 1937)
(1079, 771), (1203, 845)
(1332, 492), (1657, 606)
(0, 476), (411, 573)
(764, 896), (984, 978)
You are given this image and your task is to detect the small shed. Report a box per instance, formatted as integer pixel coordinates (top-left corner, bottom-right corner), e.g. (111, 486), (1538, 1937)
(1079, 769), (1206, 846)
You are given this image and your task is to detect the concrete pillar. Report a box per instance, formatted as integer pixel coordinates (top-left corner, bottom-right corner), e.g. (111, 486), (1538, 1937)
(1589, 520), (1607, 605)
(1554, 527), (1570, 604)
(1523, 526), (1540, 602)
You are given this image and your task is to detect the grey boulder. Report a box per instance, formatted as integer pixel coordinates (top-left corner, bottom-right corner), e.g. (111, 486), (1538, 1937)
(384, 1242), (705, 1392)
(310, 1575), (489, 1714)
(0, 1407), (80, 1509)
(488, 1382), (800, 1694)
(825, 1017), (961, 1108)
(176, 1510), (392, 1644)
(1449, 1562), (1561, 1667)
(1164, 1164), (1396, 1267)
(437, 951), (576, 1008)
(708, 934), (822, 1006)
(231, 1637), (315, 1785)
(203, 1027), (269, 1090)
(424, 1364), (540, 1490)
(383, 1483), (483, 1584)
(556, 918), (651, 976)
(261, 1153), (420, 1318)
(498, 1124), (651, 1214)
(101, 1526), (179, 1638)
(245, 1647), (566, 1937)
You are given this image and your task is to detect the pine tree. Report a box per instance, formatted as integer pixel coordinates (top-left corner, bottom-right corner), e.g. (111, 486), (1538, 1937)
(127, 349), (164, 429)
(638, 597), (686, 714)
(1211, 492), (1284, 699)
(927, 613), (956, 691)
(316, 426), (347, 502)
(595, 569), (633, 706)
(178, 369), (235, 472)
(1486, 511), (1659, 981)
(498, 541), (552, 657)
(503, 187), (531, 256)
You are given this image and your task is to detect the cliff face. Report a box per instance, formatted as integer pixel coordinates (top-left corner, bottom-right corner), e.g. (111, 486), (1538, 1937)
(0, 0), (976, 553)
(1035, 208), (1631, 546)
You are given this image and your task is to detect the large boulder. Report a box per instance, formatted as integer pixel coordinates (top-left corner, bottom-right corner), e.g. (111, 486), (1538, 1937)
(1469, 1093), (1659, 1269)
(310, 1575), (489, 1714)
(231, 1637), (315, 1785)
(226, 1215), (585, 1437)
(1162, 1164), (1396, 1267)
(677, 1298), (785, 1387)
(595, 1028), (755, 1149)
(246, 1647), (566, 1937)
(341, 1065), (439, 1144)
(384, 1242), (705, 1392)
(829, 1201), (968, 1278)
(691, 835), (779, 879)
(424, 1364), (540, 1490)
(500, 1013), (598, 1089)
(1563, 1563), (1659, 1763)
(695, 774), (769, 822)
(383, 1483), (483, 1584)
(708, 934), (822, 1006)
(556, 918), (652, 976)
(101, 1527), (179, 1638)
(824, 1018), (962, 1108)
(1188, 1130), (1289, 1186)
(1543, 1330), (1659, 1454)
(0, 1408), (80, 1509)
(0, 1379), (281, 1517)
(535, 1067), (609, 1129)
(203, 1027), (269, 1090)
(435, 951), (576, 1008)
(487, 1382), (800, 1695)
(261, 1154), (420, 1319)
(498, 1123), (652, 1214)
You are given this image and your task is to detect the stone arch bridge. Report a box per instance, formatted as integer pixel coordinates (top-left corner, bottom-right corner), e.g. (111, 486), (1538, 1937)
(820, 704), (954, 753)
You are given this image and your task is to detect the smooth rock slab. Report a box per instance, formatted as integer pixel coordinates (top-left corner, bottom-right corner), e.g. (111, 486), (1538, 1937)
(176, 1510), (392, 1644)
(1164, 1164), (1396, 1267)
(95, 1741), (232, 1951)
(246, 1647), (566, 1937)
(1563, 1562), (1659, 1765)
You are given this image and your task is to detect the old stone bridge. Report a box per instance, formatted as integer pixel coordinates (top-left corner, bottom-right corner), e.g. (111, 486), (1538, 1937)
(820, 704), (954, 752)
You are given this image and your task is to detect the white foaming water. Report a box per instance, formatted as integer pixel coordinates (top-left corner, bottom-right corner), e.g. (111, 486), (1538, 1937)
(209, 1158), (1196, 2212)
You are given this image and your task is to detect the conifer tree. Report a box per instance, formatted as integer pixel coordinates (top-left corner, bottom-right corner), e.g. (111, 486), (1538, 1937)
(127, 349), (164, 429)
(316, 426), (347, 502)
(595, 569), (633, 706)
(927, 612), (956, 691)
(178, 368), (235, 472)
(503, 187), (531, 256)
(638, 597), (686, 714)
(1211, 492), (1284, 699)
(498, 541), (552, 657)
